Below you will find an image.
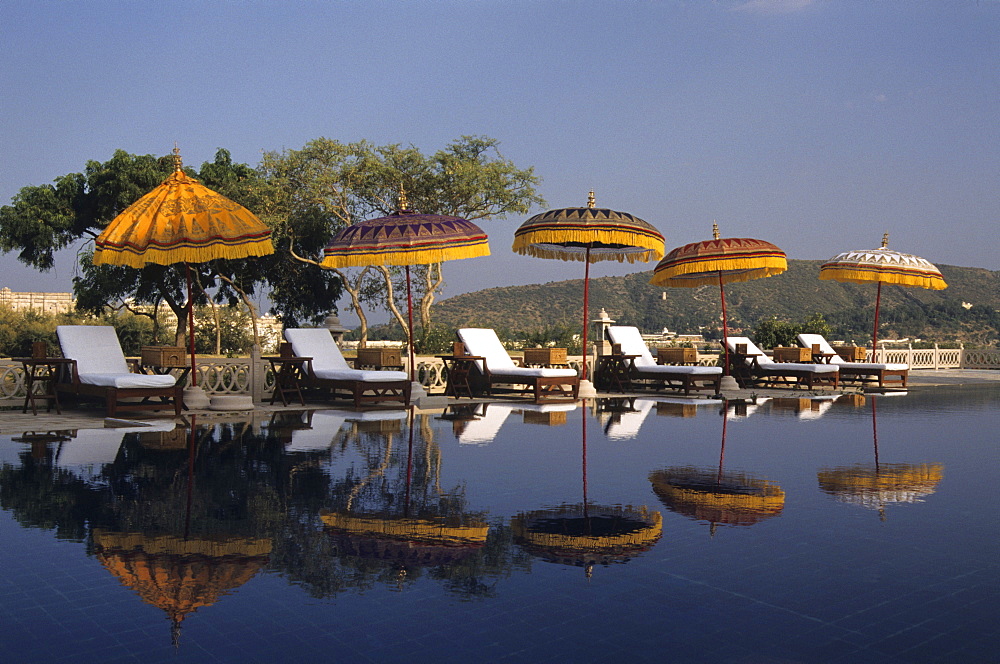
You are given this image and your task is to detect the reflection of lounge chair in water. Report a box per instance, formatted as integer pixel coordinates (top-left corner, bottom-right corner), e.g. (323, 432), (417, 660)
(772, 396), (838, 420)
(286, 411), (349, 452)
(456, 403), (515, 445)
(56, 422), (178, 480)
(605, 398), (655, 440)
(798, 333), (908, 388)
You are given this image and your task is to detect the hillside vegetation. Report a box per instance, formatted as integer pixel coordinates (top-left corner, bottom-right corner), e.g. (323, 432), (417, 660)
(429, 260), (1000, 346)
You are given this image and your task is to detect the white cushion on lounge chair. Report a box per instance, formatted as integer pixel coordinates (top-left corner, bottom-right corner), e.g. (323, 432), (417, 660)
(457, 329), (578, 379)
(607, 326), (722, 376)
(797, 334), (908, 371)
(284, 329), (408, 382)
(56, 326), (177, 388)
(726, 336), (838, 375)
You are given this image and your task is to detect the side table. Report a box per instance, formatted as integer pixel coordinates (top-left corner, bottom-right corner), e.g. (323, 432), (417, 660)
(437, 355), (486, 399)
(595, 354), (638, 393)
(15, 358), (73, 415)
(265, 356), (313, 406)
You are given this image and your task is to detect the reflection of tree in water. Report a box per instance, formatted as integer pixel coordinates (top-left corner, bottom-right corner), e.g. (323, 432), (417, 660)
(274, 412), (529, 598)
(1, 415), (528, 610)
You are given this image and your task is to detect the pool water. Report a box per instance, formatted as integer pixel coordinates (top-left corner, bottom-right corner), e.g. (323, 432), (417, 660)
(1, 387), (998, 663)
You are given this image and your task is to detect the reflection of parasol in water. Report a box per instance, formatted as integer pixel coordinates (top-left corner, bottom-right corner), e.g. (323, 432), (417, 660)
(649, 406), (785, 535)
(92, 529), (271, 648)
(511, 406), (662, 578)
(321, 408), (489, 571)
(817, 395), (943, 521)
(92, 415), (272, 647)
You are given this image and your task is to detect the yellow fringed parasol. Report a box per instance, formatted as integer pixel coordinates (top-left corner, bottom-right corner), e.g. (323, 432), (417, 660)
(817, 394), (944, 521)
(93, 147), (274, 385)
(512, 192), (664, 381)
(820, 233), (946, 355)
(650, 223), (786, 375)
(649, 406), (785, 535)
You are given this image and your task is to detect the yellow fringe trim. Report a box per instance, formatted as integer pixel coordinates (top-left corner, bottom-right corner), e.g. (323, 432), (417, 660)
(321, 512), (489, 545)
(510, 507), (663, 552)
(321, 243), (490, 269)
(512, 228), (665, 263)
(651, 261), (787, 287)
(92, 529), (273, 557)
(818, 464), (944, 491)
(819, 268), (947, 290)
(93, 240), (274, 268)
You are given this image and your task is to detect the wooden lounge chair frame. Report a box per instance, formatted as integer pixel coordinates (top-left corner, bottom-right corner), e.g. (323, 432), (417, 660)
(284, 329), (411, 408)
(54, 326), (182, 417)
(797, 334), (908, 388)
(456, 328), (579, 403)
(726, 337), (839, 390)
(603, 326), (723, 397)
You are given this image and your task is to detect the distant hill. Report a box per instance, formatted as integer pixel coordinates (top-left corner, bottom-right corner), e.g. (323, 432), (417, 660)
(429, 260), (1000, 345)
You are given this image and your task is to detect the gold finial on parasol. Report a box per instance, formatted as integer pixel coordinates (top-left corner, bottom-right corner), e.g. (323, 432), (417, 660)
(398, 185), (409, 212)
(881, 232), (889, 248)
(712, 221), (720, 240)
(587, 190), (595, 208)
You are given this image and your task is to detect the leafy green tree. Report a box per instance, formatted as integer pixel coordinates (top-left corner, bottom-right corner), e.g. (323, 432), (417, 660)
(0, 149), (335, 345)
(258, 136), (543, 345)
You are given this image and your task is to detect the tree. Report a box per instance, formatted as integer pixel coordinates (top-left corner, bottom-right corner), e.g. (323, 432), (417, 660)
(258, 136), (543, 345)
(0, 149), (338, 346)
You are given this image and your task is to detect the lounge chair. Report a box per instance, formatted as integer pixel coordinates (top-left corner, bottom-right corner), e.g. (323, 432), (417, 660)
(797, 333), (908, 388)
(604, 326), (723, 396)
(284, 329), (411, 408)
(725, 336), (839, 389)
(456, 328), (579, 402)
(55, 325), (182, 417)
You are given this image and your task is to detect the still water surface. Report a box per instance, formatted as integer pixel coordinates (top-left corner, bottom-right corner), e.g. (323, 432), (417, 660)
(1, 387), (997, 663)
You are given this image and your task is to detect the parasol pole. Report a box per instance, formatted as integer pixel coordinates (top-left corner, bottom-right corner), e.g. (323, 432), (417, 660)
(405, 266), (416, 383)
(872, 281), (882, 363)
(186, 265), (197, 386)
(719, 271), (730, 377)
(582, 246), (591, 381)
(718, 408), (728, 485)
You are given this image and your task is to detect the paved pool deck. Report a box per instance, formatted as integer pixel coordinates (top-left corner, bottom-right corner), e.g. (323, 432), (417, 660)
(2, 368), (998, 434)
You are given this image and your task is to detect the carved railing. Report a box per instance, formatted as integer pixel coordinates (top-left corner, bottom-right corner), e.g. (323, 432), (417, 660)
(4, 346), (999, 408)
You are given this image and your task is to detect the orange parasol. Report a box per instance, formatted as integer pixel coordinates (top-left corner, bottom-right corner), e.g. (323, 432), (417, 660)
(93, 147), (274, 385)
(650, 223), (786, 375)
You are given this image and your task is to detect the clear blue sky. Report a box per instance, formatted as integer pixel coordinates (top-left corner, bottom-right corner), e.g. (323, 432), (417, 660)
(2, 0), (997, 325)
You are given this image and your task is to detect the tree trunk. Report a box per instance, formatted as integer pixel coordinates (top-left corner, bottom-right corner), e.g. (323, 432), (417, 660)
(419, 262), (444, 333)
(377, 265), (409, 347)
(332, 267), (371, 348)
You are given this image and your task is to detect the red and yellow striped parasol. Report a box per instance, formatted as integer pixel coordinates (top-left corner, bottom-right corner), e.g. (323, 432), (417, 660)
(650, 223), (786, 374)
